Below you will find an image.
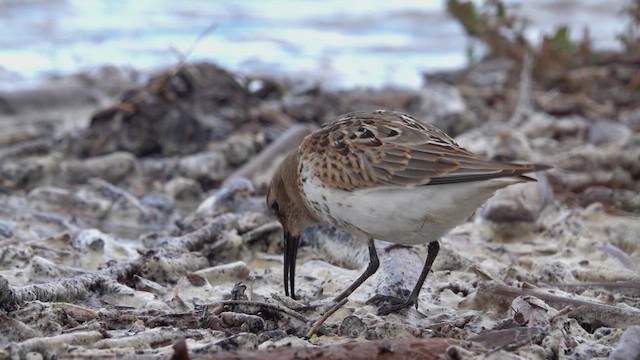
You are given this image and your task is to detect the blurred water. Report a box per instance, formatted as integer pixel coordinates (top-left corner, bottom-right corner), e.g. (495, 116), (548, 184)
(0, 0), (630, 91)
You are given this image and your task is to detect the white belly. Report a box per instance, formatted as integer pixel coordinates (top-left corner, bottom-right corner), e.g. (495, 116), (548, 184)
(302, 175), (518, 245)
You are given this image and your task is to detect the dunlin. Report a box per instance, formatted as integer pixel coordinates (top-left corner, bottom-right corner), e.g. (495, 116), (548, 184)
(267, 110), (549, 315)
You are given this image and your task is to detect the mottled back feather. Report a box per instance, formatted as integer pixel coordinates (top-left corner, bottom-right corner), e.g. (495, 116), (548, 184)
(299, 110), (548, 191)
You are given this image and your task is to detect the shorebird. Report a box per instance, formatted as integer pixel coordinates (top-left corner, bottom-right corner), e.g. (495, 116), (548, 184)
(267, 110), (549, 315)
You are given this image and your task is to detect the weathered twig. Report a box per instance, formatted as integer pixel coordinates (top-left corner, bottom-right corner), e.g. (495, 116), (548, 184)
(163, 213), (238, 252)
(0, 313), (38, 342)
(8, 331), (104, 360)
(509, 50), (534, 124)
(88, 178), (148, 216)
(554, 281), (640, 294)
(0, 213), (269, 310)
(306, 298), (348, 338)
(94, 327), (208, 350)
(474, 282), (640, 329)
(205, 300), (309, 324)
(0, 274), (111, 309)
(469, 326), (545, 352)
(240, 221), (281, 243)
(0, 138), (53, 161)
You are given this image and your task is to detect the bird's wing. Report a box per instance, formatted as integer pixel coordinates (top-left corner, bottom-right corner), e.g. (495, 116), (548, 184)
(299, 110), (548, 191)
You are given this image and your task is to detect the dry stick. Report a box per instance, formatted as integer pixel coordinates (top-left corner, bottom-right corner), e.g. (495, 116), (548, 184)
(471, 265), (498, 282)
(481, 282), (640, 329)
(53, 302), (100, 317)
(89, 178), (149, 215)
(0, 257), (145, 309)
(306, 298), (349, 338)
(168, 23), (219, 73)
(0, 273), (111, 308)
(0, 138), (53, 160)
(0, 313), (38, 339)
(205, 300), (309, 324)
(549, 306), (573, 323)
(241, 222), (281, 243)
(554, 281), (640, 291)
(9, 331), (104, 360)
(163, 213), (238, 252)
(509, 50), (535, 125)
(93, 327), (208, 351)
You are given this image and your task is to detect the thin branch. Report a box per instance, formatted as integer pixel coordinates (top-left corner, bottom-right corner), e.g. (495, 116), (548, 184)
(205, 300), (309, 324)
(306, 298), (348, 338)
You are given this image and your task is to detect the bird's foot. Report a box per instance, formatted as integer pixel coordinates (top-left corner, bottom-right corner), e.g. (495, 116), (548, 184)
(366, 294), (416, 316)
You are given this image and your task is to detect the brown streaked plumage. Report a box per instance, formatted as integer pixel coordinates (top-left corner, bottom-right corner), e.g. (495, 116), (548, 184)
(267, 110), (550, 315)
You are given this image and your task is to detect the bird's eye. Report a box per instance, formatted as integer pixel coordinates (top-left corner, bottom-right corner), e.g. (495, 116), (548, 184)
(270, 201), (280, 214)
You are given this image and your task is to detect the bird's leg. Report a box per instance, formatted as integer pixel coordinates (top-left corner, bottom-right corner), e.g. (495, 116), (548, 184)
(367, 241), (439, 315)
(333, 238), (380, 303)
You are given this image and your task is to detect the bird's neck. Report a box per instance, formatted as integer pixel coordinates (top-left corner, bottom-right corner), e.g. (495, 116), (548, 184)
(282, 152), (322, 224)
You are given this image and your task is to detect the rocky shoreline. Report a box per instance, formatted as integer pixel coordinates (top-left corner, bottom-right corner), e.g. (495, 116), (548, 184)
(1, 38), (640, 359)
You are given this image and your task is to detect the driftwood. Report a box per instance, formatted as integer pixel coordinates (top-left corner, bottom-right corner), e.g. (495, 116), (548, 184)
(186, 338), (456, 360)
(205, 300), (309, 325)
(555, 281), (640, 297)
(225, 124), (312, 188)
(7, 331), (105, 360)
(306, 298), (348, 338)
(0, 212), (278, 311)
(472, 282), (640, 329)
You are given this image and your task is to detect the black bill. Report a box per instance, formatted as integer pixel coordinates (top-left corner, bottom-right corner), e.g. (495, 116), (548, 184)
(283, 231), (300, 299)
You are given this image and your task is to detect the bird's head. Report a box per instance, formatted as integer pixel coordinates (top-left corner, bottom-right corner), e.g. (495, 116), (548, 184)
(267, 151), (319, 299)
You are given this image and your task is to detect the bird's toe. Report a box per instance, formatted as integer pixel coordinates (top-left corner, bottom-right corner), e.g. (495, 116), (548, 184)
(366, 294), (415, 315)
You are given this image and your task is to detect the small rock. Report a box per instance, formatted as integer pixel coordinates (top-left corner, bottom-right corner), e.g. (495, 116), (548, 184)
(464, 58), (517, 87)
(537, 261), (575, 283)
(468, 327), (545, 350)
(27, 256), (62, 281)
(24, 352), (44, 360)
(408, 83), (466, 120)
(0, 154), (62, 189)
(480, 173), (554, 223)
(338, 315), (368, 338)
(589, 120), (631, 147)
(0, 220), (15, 238)
(511, 296), (553, 328)
(579, 186), (614, 207)
(609, 325), (640, 360)
(178, 151), (230, 183)
(619, 108), (640, 132)
(258, 330), (287, 343)
(194, 261), (251, 286)
(214, 333), (259, 352)
(165, 177), (203, 204)
(220, 312), (265, 333)
(218, 132), (263, 167)
(60, 151), (138, 184)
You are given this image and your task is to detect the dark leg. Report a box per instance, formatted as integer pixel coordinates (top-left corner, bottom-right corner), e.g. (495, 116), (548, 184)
(368, 241), (440, 315)
(333, 238), (380, 303)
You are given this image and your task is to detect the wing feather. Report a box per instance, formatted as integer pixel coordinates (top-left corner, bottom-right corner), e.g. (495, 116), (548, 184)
(299, 110), (548, 190)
